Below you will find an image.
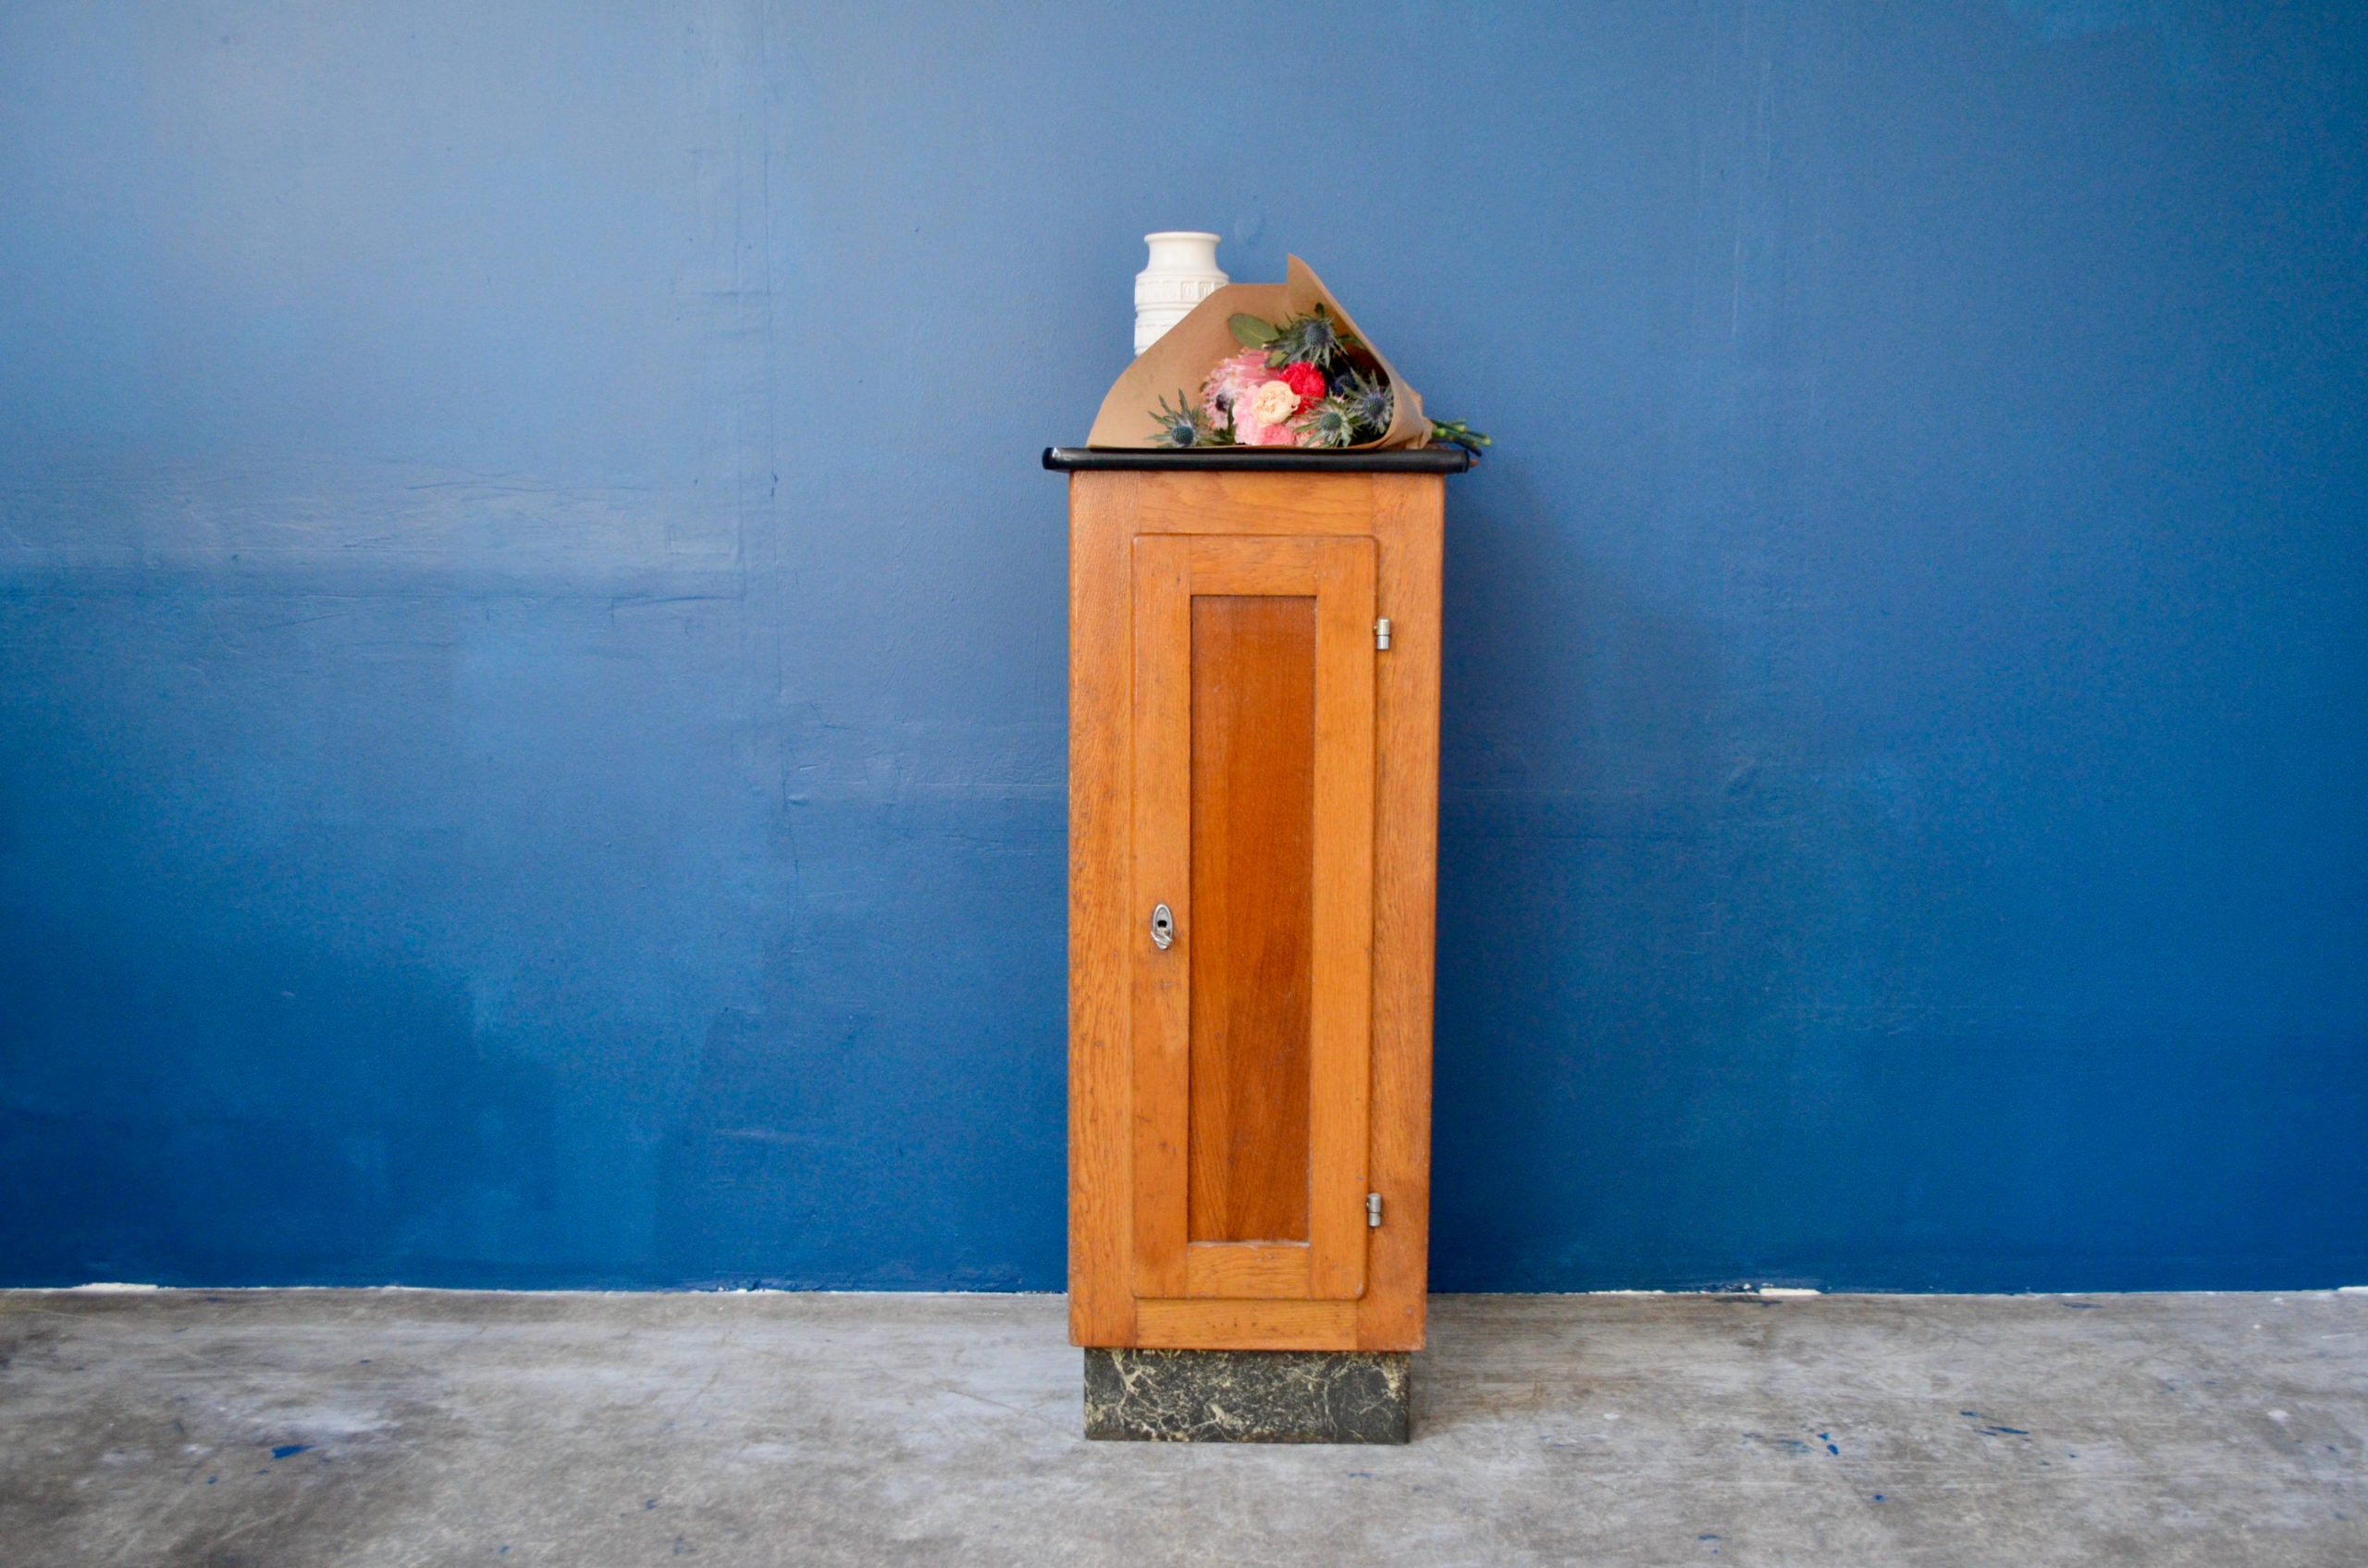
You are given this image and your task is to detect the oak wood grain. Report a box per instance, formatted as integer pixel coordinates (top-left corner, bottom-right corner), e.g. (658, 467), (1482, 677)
(1305, 536), (1376, 1303)
(1128, 472), (1384, 536)
(1356, 475), (1443, 1352)
(1130, 533), (1375, 1305)
(1187, 593), (1316, 1244)
(1128, 533), (1193, 1300)
(1133, 1297), (1360, 1351)
(1067, 475), (1138, 1348)
(1067, 469), (1444, 1350)
(1183, 1241), (1313, 1299)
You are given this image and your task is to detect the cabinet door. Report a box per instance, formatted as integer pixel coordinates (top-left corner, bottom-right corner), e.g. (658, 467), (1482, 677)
(1130, 533), (1375, 1302)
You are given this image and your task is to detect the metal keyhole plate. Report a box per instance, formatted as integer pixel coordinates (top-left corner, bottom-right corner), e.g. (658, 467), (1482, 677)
(1150, 903), (1175, 950)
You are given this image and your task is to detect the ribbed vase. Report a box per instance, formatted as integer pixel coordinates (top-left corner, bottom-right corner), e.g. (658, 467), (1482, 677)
(1133, 232), (1227, 357)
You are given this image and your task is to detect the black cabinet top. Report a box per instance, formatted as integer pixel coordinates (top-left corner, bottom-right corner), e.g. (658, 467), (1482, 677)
(1042, 447), (1474, 475)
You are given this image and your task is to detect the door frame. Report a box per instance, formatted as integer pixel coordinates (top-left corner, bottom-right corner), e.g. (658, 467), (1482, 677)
(1128, 533), (1375, 1303)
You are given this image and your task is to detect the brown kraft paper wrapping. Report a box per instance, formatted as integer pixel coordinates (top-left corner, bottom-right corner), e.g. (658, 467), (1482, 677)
(1085, 255), (1429, 451)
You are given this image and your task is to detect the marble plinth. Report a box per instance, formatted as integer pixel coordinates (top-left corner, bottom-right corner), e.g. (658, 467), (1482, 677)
(1081, 1348), (1411, 1443)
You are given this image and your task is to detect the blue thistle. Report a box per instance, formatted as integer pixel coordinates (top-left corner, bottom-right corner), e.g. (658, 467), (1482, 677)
(1335, 368), (1394, 438)
(1149, 390), (1213, 448)
(1296, 395), (1362, 449)
(1264, 306), (1358, 369)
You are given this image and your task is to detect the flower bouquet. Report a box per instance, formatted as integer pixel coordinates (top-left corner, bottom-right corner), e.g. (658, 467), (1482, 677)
(1084, 256), (1486, 455)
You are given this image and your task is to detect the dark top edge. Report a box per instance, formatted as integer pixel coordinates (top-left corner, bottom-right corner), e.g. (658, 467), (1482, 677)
(1042, 446), (1473, 474)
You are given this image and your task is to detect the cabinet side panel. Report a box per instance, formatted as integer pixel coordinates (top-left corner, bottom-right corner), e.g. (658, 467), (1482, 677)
(1360, 475), (1443, 1352)
(1069, 474), (1138, 1347)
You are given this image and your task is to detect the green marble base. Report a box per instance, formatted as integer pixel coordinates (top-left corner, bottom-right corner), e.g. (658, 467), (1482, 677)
(1082, 1348), (1411, 1443)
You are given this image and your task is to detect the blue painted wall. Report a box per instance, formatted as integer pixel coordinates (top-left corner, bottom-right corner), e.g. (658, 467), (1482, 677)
(3, 1), (2362, 1291)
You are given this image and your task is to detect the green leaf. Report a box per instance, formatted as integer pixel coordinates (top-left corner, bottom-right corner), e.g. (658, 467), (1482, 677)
(1228, 313), (1279, 348)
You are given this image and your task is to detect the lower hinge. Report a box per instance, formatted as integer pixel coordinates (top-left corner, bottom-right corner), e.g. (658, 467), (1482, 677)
(1366, 1191), (1383, 1228)
(1374, 617), (1392, 651)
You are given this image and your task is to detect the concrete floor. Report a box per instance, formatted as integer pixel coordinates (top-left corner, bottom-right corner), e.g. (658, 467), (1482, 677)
(2, 1289), (2361, 1566)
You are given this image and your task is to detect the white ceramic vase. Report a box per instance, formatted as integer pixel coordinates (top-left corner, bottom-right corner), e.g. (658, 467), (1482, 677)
(1133, 231), (1227, 356)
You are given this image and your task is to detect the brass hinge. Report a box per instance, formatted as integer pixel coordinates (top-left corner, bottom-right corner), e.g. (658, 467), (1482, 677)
(1375, 618), (1392, 651)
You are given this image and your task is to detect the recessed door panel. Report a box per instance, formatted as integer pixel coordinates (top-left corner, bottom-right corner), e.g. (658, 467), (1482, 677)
(1189, 593), (1317, 1244)
(1130, 533), (1375, 1303)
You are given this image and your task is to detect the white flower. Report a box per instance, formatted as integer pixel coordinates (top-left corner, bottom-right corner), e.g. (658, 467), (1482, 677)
(1248, 378), (1301, 428)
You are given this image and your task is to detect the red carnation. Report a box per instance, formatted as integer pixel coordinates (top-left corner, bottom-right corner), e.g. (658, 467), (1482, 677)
(1278, 361), (1328, 410)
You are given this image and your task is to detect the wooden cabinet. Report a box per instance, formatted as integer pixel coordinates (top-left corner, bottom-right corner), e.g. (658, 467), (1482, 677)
(1059, 456), (1452, 1353)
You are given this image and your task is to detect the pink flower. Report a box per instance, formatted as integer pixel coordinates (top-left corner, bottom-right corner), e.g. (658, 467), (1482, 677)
(1200, 348), (1320, 446)
(1201, 349), (1274, 433)
(1238, 405), (1301, 445)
